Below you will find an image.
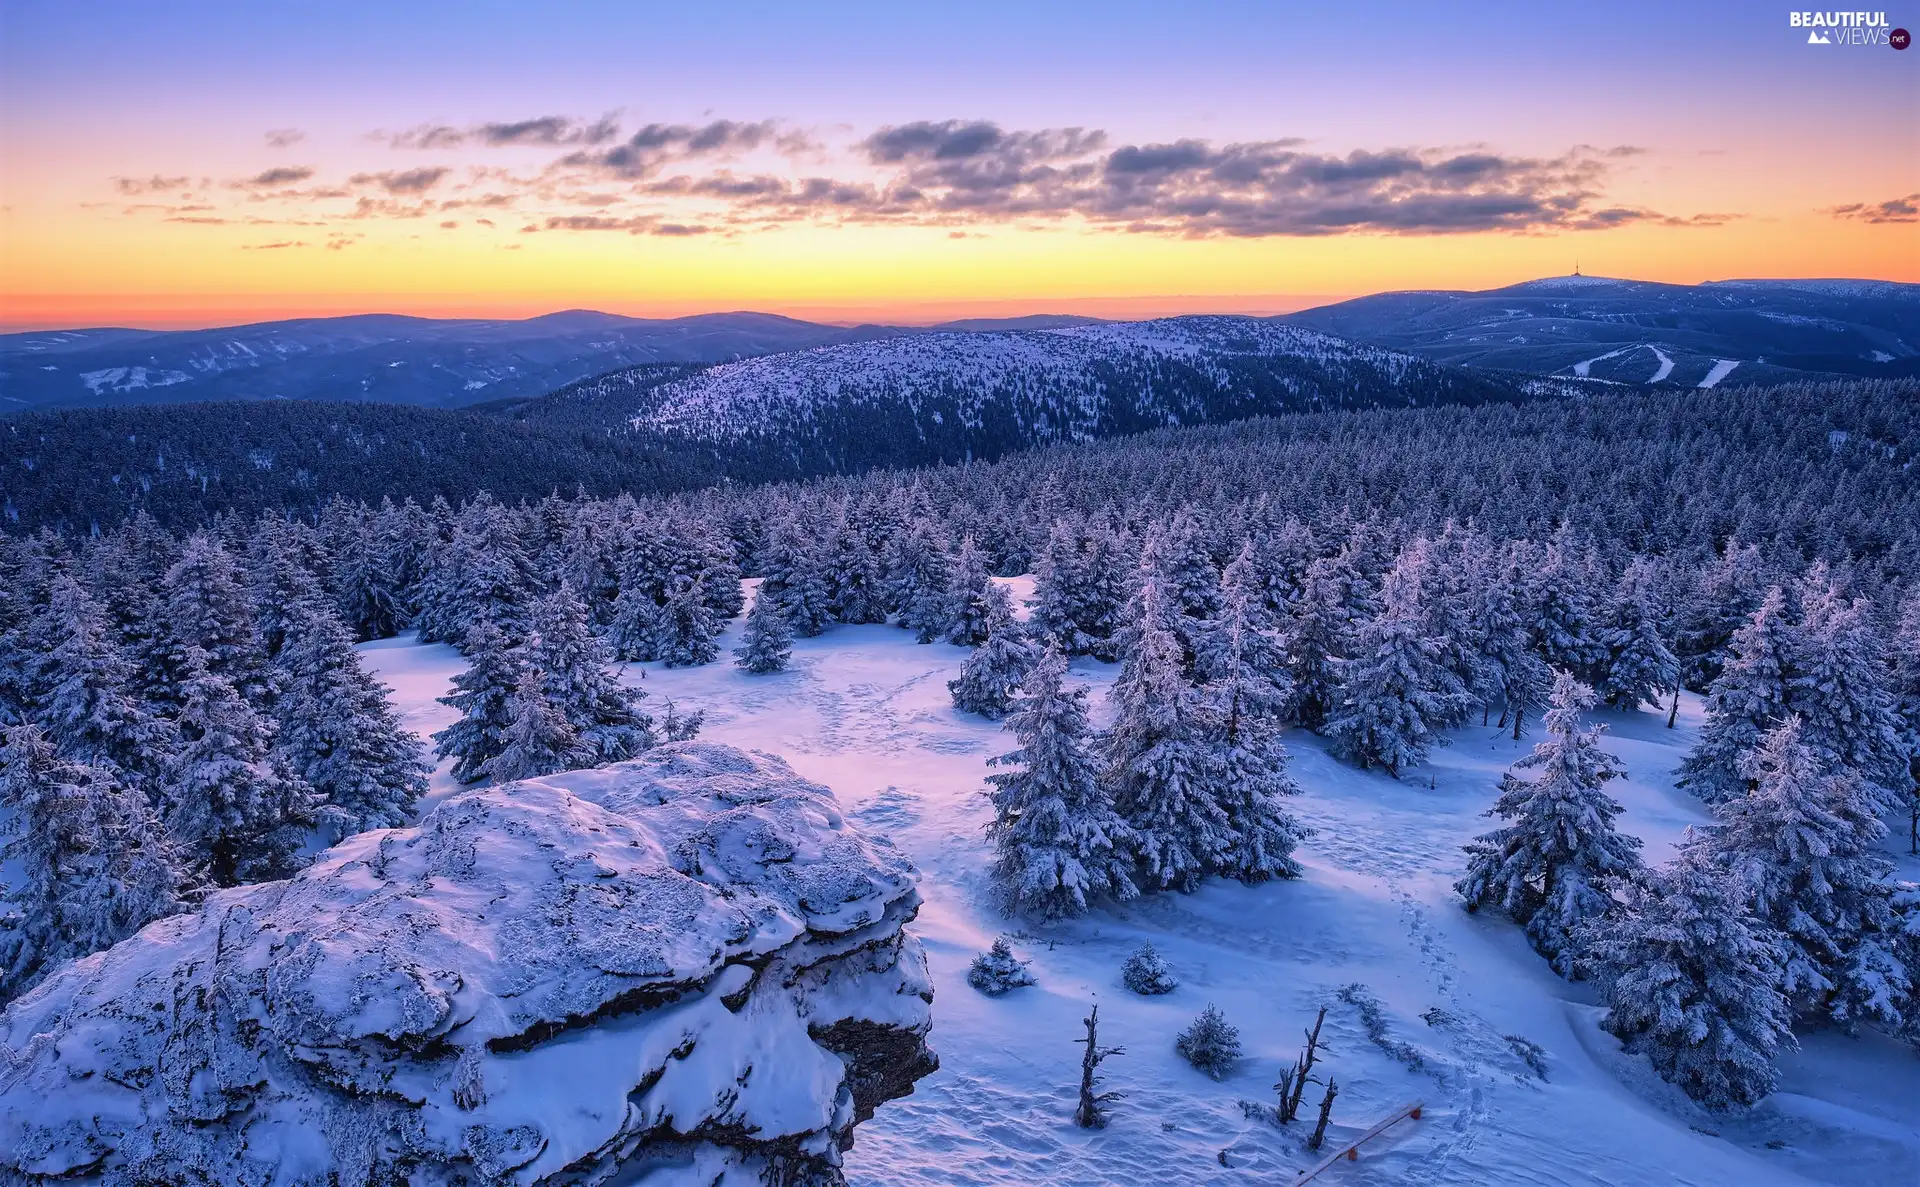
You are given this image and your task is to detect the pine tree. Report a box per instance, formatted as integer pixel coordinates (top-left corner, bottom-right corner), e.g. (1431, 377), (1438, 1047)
(762, 515), (835, 638)
(433, 618), (526, 782)
(246, 517), (330, 658)
(484, 668), (586, 783)
(272, 602), (429, 837)
(945, 536), (997, 646)
(1143, 510), (1223, 655)
(32, 575), (176, 792)
(1677, 588), (1800, 803)
(147, 533), (270, 709)
(735, 585), (794, 674)
(1586, 846), (1794, 1109)
(1324, 563), (1472, 778)
(1074, 525), (1133, 662)
(1200, 546), (1308, 883)
(1790, 583), (1907, 814)
(1472, 545), (1553, 740)
(0, 725), (182, 1003)
(527, 583), (666, 763)
(1705, 720), (1907, 1029)
(1891, 592), (1920, 855)
(1120, 940), (1179, 995)
(1030, 519), (1090, 654)
(1280, 555), (1348, 731)
(888, 521), (954, 644)
(1596, 562), (1681, 712)
(1103, 579), (1227, 891)
(986, 649), (1136, 917)
(1528, 540), (1605, 682)
(949, 585), (1038, 719)
(1175, 1004), (1242, 1079)
(824, 512), (888, 625)
(967, 936), (1037, 995)
(164, 649), (315, 886)
(649, 574), (722, 667)
(1457, 674), (1642, 975)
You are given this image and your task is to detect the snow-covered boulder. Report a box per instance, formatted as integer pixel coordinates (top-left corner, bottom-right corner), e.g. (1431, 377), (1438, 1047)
(0, 743), (935, 1186)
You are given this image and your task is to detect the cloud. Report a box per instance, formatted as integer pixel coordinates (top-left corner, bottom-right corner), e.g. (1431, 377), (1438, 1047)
(558, 119), (783, 179)
(114, 175), (191, 195)
(1828, 193), (1919, 224)
(349, 166), (451, 194)
(240, 165), (315, 187)
(264, 128), (305, 148)
(383, 113), (623, 149)
(539, 214), (710, 235)
(242, 240), (305, 249)
(648, 121), (1688, 237)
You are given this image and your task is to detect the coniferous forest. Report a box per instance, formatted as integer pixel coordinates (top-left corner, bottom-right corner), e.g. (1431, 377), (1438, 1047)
(2, 371), (1919, 1173)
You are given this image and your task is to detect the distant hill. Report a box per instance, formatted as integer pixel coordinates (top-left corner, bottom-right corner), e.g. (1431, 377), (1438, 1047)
(0, 310), (915, 415)
(1285, 276), (1920, 387)
(2, 315), (1569, 529)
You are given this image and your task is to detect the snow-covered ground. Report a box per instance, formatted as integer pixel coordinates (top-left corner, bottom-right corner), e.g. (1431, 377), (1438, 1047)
(359, 589), (1920, 1187)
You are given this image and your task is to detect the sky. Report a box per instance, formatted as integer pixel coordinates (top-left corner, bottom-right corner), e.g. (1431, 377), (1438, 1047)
(0, 0), (1915, 329)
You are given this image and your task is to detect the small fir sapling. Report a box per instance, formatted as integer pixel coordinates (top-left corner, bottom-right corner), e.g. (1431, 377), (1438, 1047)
(1121, 940), (1179, 995)
(1175, 1003), (1242, 1080)
(967, 936), (1037, 995)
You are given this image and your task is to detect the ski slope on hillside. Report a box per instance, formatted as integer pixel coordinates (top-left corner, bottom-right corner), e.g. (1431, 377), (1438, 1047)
(359, 587), (1920, 1187)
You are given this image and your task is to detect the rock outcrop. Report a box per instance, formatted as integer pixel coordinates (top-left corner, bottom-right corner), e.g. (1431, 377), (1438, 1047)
(0, 743), (935, 1186)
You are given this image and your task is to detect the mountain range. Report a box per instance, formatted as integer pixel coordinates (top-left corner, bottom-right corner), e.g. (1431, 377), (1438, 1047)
(4, 276), (1915, 419)
(0, 310), (1103, 416)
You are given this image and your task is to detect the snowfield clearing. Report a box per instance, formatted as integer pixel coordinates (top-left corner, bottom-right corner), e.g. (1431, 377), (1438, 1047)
(360, 596), (1920, 1187)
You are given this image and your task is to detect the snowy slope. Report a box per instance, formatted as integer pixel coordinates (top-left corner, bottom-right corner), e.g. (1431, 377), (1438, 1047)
(352, 599), (1920, 1187)
(614, 316), (1522, 463)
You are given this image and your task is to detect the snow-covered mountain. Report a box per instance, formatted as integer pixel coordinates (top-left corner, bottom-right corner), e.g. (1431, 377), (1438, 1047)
(596, 315), (1528, 471)
(0, 311), (919, 415)
(1287, 276), (1920, 387)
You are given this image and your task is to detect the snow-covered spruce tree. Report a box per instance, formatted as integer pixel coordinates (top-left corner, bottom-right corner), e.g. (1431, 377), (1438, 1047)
(1705, 720), (1906, 1029)
(332, 512), (405, 641)
(1142, 509), (1223, 657)
(986, 648), (1135, 918)
(824, 512), (888, 626)
(1673, 542), (1768, 692)
(482, 668), (586, 784)
(1790, 582), (1908, 814)
(1323, 561), (1472, 778)
(1280, 554), (1349, 731)
(32, 575), (177, 792)
(246, 517), (329, 659)
(945, 536), (997, 646)
(1175, 1004), (1242, 1080)
(605, 580), (661, 662)
(1457, 673), (1642, 976)
(1585, 845), (1793, 1109)
(271, 601), (429, 837)
(1198, 545), (1308, 883)
(1403, 532), (1487, 725)
(145, 532), (270, 709)
(1121, 940), (1179, 995)
(1893, 591), (1920, 853)
(761, 515), (835, 638)
(1596, 561), (1681, 713)
(735, 585), (794, 674)
(1527, 538), (1606, 683)
(164, 648), (316, 886)
(949, 584), (1038, 719)
(1030, 519), (1090, 654)
(0, 724), (183, 1004)
(1471, 545), (1554, 740)
(432, 618), (526, 783)
(1103, 578), (1228, 892)
(648, 574), (722, 668)
(967, 936), (1037, 995)
(526, 582), (669, 764)
(888, 521), (954, 644)
(1676, 587), (1800, 803)
(1074, 525), (1133, 662)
